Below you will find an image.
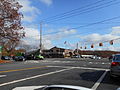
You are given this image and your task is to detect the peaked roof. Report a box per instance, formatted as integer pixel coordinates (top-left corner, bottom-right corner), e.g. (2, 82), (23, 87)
(50, 46), (65, 50)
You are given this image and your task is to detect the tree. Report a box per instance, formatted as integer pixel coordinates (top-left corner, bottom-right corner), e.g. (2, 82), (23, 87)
(0, 0), (24, 54)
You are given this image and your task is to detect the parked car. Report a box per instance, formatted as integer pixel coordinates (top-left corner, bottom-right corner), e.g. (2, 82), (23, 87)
(91, 55), (102, 60)
(71, 55), (81, 58)
(34, 54), (44, 60)
(110, 54), (120, 78)
(25, 54), (34, 60)
(13, 56), (26, 61)
(1, 56), (12, 60)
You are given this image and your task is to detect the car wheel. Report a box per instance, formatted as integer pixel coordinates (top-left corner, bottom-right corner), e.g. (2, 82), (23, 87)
(23, 59), (25, 61)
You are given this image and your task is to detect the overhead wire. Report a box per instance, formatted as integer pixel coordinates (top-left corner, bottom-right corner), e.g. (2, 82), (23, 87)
(24, 15), (120, 40)
(78, 37), (120, 50)
(43, 0), (120, 23)
(42, 0), (106, 21)
(43, 15), (120, 35)
(23, 0), (120, 49)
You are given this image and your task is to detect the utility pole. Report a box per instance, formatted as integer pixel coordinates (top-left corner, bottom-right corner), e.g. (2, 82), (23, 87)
(76, 43), (79, 54)
(39, 22), (42, 54)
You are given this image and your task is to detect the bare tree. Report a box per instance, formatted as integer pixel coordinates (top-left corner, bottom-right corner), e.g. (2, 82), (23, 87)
(0, 0), (24, 54)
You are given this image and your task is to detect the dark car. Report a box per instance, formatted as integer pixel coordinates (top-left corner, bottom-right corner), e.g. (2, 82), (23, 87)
(109, 55), (114, 62)
(71, 55), (81, 58)
(13, 56), (26, 61)
(110, 54), (120, 78)
(1, 56), (12, 60)
(25, 54), (34, 60)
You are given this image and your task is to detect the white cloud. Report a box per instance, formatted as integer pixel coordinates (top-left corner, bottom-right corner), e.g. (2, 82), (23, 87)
(44, 28), (77, 40)
(21, 27), (77, 49)
(39, 0), (53, 6)
(77, 26), (120, 51)
(42, 39), (53, 49)
(24, 27), (39, 40)
(111, 26), (120, 35)
(18, 0), (41, 22)
(21, 23), (120, 51)
(81, 33), (119, 43)
(22, 27), (53, 49)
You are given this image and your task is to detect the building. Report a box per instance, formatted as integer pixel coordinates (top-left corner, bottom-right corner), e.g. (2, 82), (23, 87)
(42, 46), (73, 58)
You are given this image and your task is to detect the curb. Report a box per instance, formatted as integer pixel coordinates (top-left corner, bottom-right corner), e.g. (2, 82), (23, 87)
(0, 60), (13, 64)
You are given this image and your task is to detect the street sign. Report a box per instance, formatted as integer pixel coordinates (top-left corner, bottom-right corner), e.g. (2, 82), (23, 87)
(0, 46), (2, 53)
(0, 46), (2, 60)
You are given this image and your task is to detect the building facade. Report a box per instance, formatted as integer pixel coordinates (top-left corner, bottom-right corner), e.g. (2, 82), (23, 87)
(42, 46), (73, 58)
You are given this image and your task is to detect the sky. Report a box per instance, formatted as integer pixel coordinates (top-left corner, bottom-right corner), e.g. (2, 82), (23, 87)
(18, 0), (120, 51)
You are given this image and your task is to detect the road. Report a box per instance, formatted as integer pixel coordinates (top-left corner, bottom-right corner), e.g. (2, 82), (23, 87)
(0, 58), (120, 90)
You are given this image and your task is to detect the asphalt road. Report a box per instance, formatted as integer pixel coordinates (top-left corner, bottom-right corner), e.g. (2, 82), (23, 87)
(0, 58), (120, 90)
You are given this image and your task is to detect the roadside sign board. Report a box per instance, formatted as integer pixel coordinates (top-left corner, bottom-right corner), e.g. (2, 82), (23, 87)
(0, 46), (2, 53)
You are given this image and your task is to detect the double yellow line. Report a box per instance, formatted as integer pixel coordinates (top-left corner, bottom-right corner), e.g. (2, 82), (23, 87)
(0, 66), (47, 73)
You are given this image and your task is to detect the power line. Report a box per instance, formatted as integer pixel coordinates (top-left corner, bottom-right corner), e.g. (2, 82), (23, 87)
(46, 0), (120, 23)
(43, 15), (120, 35)
(71, 15), (120, 29)
(24, 19), (120, 39)
(24, 16), (120, 39)
(42, 0), (106, 21)
(43, 0), (120, 23)
(46, 22), (120, 25)
(80, 37), (120, 47)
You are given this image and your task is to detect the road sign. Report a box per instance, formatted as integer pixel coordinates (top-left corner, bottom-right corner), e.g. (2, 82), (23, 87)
(0, 46), (2, 53)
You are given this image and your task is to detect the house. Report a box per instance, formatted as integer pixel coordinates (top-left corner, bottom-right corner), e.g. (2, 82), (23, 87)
(42, 46), (73, 58)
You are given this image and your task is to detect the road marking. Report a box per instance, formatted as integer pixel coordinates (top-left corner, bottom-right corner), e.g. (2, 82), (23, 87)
(0, 75), (7, 78)
(24, 61), (39, 63)
(41, 61), (72, 63)
(91, 70), (108, 90)
(47, 66), (109, 71)
(0, 68), (73, 87)
(0, 66), (47, 73)
(13, 85), (46, 90)
(89, 62), (93, 64)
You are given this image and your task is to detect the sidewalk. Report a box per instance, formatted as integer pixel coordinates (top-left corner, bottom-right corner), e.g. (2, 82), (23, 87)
(0, 60), (12, 63)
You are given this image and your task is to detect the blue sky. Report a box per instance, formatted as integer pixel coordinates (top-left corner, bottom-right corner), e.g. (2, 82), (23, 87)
(18, 0), (120, 51)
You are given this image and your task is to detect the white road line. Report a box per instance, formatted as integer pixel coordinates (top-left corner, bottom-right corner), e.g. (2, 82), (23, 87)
(13, 85), (46, 90)
(91, 70), (108, 90)
(0, 75), (7, 78)
(0, 68), (73, 87)
(47, 66), (109, 71)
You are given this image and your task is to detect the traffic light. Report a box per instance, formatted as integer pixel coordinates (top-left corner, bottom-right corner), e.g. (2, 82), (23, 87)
(109, 40), (113, 45)
(99, 43), (103, 46)
(91, 44), (94, 48)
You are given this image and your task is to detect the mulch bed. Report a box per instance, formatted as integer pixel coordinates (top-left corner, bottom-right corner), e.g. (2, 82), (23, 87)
(0, 60), (12, 63)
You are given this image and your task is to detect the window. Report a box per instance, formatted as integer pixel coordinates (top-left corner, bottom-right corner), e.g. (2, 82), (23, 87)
(114, 55), (120, 61)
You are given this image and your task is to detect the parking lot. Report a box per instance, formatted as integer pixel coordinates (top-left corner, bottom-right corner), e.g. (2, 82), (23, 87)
(0, 58), (120, 90)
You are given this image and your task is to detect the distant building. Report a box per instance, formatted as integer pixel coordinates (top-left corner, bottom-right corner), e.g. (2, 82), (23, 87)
(42, 46), (73, 58)
(79, 50), (120, 58)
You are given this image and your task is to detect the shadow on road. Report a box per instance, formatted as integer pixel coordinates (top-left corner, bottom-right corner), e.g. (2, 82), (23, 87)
(102, 71), (120, 86)
(80, 71), (120, 86)
(80, 71), (104, 83)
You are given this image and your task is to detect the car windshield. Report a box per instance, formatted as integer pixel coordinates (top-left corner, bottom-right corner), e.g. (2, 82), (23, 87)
(114, 55), (120, 61)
